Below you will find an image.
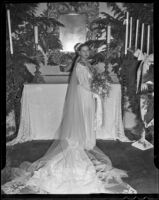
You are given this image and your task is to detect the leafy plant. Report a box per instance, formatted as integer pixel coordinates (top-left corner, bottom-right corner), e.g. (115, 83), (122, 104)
(6, 3), (64, 132)
(87, 2), (153, 62)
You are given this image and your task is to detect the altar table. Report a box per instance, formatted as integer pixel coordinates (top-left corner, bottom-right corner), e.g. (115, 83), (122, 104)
(7, 83), (126, 145)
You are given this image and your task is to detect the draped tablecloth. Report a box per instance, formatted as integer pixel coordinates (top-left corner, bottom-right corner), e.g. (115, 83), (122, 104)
(7, 83), (126, 145)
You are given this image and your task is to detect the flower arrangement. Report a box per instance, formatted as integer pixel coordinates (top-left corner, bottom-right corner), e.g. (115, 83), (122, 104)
(90, 62), (113, 98)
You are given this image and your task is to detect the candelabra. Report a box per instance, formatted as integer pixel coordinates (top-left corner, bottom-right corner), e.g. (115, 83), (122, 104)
(132, 94), (153, 150)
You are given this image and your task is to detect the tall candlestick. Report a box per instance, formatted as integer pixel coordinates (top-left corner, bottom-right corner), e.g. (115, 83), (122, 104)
(124, 12), (129, 55)
(135, 19), (139, 50)
(147, 25), (150, 55)
(34, 26), (38, 44)
(7, 9), (13, 54)
(129, 17), (132, 49)
(107, 25), (111, 44)
(140, 23), (144, 52)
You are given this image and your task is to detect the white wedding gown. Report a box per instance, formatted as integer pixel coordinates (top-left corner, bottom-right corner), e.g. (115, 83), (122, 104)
(2, 60), (136, 194)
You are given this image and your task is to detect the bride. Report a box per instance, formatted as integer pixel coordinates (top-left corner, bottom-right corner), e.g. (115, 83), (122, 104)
(2, 43), (136, 194)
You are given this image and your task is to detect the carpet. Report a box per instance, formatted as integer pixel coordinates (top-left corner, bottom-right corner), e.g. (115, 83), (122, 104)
(1, 140), (158, 194)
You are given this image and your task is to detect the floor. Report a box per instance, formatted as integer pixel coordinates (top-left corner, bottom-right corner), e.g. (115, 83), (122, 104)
(2, 140), (159, 194)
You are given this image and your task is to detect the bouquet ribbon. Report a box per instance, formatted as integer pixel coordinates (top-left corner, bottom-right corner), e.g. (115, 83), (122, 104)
(93, 93), (103, 129)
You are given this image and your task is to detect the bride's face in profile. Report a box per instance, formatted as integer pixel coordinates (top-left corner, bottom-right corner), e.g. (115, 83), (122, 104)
(79, 46), (90, 60)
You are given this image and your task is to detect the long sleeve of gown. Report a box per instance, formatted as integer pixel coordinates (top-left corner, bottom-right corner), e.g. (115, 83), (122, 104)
(76, 63), (92, 92)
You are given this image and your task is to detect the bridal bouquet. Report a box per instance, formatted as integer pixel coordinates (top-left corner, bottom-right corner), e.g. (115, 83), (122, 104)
(90, 62), (112, 99)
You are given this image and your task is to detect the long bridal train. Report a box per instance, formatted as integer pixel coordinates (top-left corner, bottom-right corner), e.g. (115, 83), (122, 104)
(2, 53), (137, 194)
(2, 140), (136, 194)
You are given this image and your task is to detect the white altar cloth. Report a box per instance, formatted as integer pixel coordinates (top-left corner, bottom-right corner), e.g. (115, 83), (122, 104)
(7, 83), (126, 145)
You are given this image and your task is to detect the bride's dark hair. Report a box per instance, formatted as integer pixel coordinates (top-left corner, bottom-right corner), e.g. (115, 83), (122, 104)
(74, 43), (90, 54)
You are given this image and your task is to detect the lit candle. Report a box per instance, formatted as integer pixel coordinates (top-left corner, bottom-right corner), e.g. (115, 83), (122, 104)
(124, 12), (129, 55)
(34, 26), (38, 44)
(147, 25), (150, 55)
(107, 25), (111, 44)
(140, 23), (144, 52)
(7, 9), (13, 54)
(129, 17), (132, 49)
(135, 19), (139, 50)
